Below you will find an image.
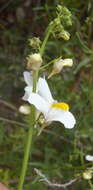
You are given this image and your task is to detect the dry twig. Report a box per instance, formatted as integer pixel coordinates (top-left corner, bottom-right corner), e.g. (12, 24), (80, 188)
(34, 168), (77, 189)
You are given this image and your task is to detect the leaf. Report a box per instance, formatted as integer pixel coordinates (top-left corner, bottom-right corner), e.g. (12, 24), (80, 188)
(76, 32), (93, 55)
(74, 56), (92, 74)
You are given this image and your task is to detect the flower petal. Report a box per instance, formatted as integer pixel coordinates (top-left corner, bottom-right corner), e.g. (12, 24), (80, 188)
(38, 78), (54, 103)
(85, 155), (93, 162)
(22, 86), (33, 101)
(46, 109), (76, 129)
(28, 93), (50, 115)
(23, 71), (33, 86)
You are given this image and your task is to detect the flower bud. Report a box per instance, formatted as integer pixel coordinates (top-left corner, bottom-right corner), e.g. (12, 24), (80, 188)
(54, 18), (61, 25)
(57, 5), (62, 12)
(19, 105), (30, 115)
(27, 53), (42, 70)
(39, 115), (45, 125)
(48, 58), (73, 78)
(62, 58), (73, 67)
(83, 171), (92, 180)
(29, 37), (41, 49)
(61, 30), (70, 40)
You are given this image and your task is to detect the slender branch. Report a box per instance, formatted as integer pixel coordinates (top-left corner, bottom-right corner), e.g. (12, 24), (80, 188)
(40, 56), (62, 70)
(0, 116), (73, 144)
(0, 99), (17, 112)
(0, 117), (26, 128)
(34, 168), (77, 188)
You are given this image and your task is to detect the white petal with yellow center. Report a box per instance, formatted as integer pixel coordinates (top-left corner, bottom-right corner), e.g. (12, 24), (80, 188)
(23, 74), (76, 129)
(51, 102), (69, 111)
(28, 93), (76, 129)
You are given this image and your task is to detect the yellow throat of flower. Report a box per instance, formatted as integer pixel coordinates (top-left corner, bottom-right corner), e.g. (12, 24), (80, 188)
(52, 102), (69, 111)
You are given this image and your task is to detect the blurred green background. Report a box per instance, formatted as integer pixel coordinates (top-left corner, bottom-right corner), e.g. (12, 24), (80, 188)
(0, 0), (93, 189)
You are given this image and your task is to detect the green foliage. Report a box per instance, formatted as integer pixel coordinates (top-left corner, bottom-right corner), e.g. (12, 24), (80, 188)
(0, 0), (93, 189)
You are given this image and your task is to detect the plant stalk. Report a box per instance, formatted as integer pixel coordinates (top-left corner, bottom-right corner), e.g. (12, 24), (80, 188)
(17, 71), (38, 190)
(40, 23), (53, 56)
(18, 21), (53, 189)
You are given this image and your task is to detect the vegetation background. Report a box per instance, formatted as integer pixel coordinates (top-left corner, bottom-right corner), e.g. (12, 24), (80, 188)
(0, 0), (93, 189)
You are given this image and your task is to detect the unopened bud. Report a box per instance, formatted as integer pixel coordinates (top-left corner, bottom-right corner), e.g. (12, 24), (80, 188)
(29, 37), (41, 48)
(57, 5), (62, 11)
(19, 105), (30, 114)
(54, 18), (61, 25)
(48, 58), (73, 78)
(27, 53), (42, 70)
(61, 31), (70, 40)
(39, 115), (45, 125)
(83, 171), (92, 180)
(62, 58), (73, 67)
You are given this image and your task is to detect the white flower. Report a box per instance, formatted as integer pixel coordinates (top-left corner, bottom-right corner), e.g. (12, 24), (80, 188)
(26, 76), (76, 129)
(85, 155), (93, 162)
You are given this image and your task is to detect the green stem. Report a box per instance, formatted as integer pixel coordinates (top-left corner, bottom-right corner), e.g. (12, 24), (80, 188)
(40, 56), (62, 70)
(40, 23), (53, 56)
(17, 71), (38, 190)
(18, 21), (53, 190)
(88, 179), (93, 189)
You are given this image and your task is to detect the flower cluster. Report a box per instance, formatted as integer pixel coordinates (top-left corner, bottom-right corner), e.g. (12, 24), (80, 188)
(50, 5), (72, 40)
